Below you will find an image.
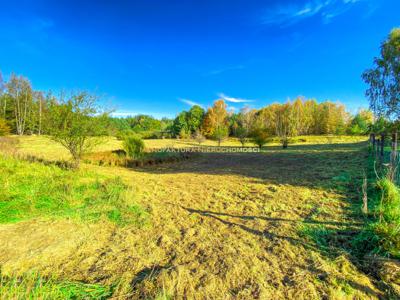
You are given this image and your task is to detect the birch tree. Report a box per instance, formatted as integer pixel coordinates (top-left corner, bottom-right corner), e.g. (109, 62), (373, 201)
(6, 74), (32, 135)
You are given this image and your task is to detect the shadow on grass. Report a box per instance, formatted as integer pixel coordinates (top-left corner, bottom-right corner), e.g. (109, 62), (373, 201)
(182, 206), (362, 257)
(294, 263), (382, 298)
(182, 206), (314, 249)
(183, 207), (363, 227)
(134, 141), (369, 192)
(182, 207), (384, 298)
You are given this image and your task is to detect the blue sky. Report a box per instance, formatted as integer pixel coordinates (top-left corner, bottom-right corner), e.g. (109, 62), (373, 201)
(0, 0), (398, 118)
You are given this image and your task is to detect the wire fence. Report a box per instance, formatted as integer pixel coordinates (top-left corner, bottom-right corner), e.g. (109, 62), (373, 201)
(369, 132), (400, 184)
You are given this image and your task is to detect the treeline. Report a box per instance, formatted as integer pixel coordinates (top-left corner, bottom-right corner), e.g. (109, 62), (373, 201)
(169, 98), (375, 147)
(0, 71), (378, 145)
(112, 99), (375, 144)
(108, 115), (172, 139)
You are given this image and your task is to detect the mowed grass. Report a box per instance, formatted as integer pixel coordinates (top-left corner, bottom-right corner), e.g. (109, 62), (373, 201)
(1, 136), (389, 299)
(15, 135), (368, 161)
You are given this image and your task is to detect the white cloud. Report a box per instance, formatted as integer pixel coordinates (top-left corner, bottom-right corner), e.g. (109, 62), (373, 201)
(218, 93), (254, 103)
(262, 0), (367, 26)
(179, 98), (204, 108)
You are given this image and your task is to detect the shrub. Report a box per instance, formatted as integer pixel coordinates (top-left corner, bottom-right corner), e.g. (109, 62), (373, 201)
(123, 136), (145, 159)
(194, 130), (205, 145)
(0, 118), (10, 136)
(212, 126), (229, 146)
(236, 127), (248, 146)
(116, 129), (135, 141)
(179, 128), (190, 140)
(251, 128), (268, 149)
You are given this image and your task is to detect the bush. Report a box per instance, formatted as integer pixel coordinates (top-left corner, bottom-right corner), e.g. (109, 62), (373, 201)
(0, 118), (10, 136)
(123, 136), (145, 159)
(116, 129), (135, 141)
(251, 129), (268, 149)
(179, 128), (190, 140)
(194, 130), (205, 145)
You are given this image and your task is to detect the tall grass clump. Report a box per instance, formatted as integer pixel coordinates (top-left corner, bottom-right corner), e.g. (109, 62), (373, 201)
(0, 155), (149, 226)
(123, 135), (145, 159)
(0, 136), (19, 156)
(0, 272), (113, 299)
(356, 162), (400, 258)
(371, 178), (400, 257)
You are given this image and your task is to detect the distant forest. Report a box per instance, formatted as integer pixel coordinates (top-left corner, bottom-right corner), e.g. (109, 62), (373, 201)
(0, 72), (388, 144)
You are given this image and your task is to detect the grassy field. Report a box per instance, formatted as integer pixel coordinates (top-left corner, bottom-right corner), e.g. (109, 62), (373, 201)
(2, 135), (396, 299)
(15, 135), (368, 160)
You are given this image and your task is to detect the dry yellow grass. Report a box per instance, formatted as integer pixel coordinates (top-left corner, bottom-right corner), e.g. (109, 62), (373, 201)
(15, 135), (368, 161)
(0, 136), (385, 299)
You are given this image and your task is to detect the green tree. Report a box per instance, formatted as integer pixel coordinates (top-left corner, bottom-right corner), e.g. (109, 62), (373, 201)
(213, 126), (229, 146)
(363, 28), (400, 119)
(370, 116), (390, 134)
(45, 92), (108, 168)
(127, 115), (162, 137)
(348, 110), (373, 135)
(172, 111), (189, 137)
(187, 105), (205, 133)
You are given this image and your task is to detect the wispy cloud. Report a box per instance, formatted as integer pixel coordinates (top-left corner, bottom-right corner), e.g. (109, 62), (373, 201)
(262, 0), (367, 26)
(179, 98), (204, 108)
(227, 105), (238, 112)
(206, 65), (245, 76)
(218, 93), (254, 103)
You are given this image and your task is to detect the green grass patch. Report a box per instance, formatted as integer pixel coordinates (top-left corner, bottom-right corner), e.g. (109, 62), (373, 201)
(355, 155), (400, 258)
(359, 178), (400, 258)
(0, 272), (113, 299)
(298, 224), (332, 251)
(0, 155), (149, 226)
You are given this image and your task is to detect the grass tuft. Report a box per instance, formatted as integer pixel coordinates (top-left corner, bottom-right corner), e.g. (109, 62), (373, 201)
(0, 272), (113, 299)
